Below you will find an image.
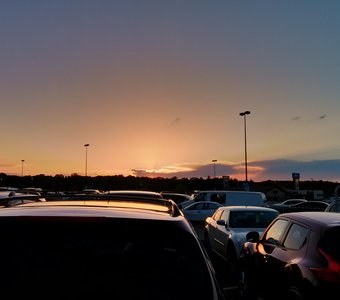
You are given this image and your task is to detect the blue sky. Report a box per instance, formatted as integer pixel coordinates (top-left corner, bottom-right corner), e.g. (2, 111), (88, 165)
(1, 1), (340, 182)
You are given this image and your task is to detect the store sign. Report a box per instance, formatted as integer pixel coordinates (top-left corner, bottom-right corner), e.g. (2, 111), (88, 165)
(292, 173), (300, 179)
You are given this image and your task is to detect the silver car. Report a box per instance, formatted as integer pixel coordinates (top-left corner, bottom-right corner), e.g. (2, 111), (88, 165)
(182, 201), (222, 222)
(204, 206), (279, 275)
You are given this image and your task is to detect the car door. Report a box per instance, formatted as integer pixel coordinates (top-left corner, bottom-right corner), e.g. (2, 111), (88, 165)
(253, 218), (290, 293)
(206, 209), (224, 253)
(211, 209), (230, 257)
(253, 218), (309, 298)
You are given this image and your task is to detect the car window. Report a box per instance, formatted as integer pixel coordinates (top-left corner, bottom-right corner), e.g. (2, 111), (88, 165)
(220, 209), (228, 223)
(286, 200), (305, 205)
(212, 209), (223, 221)
(282, 223), (309, 250)
(191, 203), (204, 210)
(318, 226), (340, 262)
(262, 219), (289, 246)
(210, 193), (226, 204)
(229, 211), (278, 228)
(207, 203), (219, 210)
(328, 202), (340, 212)
(195, 193), (207, 201)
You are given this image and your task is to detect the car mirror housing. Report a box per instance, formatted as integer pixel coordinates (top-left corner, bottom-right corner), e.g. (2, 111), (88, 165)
(216, 219), (226, 226)
(246, 231), (260, 243)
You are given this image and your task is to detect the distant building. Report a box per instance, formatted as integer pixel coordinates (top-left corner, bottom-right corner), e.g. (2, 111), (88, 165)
(266, 187), (287, 202)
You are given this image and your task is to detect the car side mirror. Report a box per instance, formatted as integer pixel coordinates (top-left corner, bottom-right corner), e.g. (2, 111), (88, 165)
(246, 231), (260, 243)
(216, 219), (226, 226)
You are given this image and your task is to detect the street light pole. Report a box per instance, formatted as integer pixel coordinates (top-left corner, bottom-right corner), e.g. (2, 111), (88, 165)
(21, 160), (25, 177)
(239, 111), (251, 183)
(84, 144), (89, 186)
(212, 160), (217, 178)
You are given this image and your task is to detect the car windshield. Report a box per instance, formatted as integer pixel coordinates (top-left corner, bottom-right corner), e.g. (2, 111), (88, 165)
(0, 217), (214, 299)
(229, 211), (278, 228)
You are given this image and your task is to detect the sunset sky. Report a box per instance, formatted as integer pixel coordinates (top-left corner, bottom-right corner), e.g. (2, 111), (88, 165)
(1, 1), (340, 182)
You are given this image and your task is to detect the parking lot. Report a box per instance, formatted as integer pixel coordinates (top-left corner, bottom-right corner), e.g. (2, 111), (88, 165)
(192, 222), (242, 300)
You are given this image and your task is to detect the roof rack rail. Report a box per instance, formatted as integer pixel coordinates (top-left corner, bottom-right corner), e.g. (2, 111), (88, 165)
(2, 194), (182, 217)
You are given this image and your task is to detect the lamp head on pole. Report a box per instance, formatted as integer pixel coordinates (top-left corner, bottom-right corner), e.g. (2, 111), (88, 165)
(84, 144), (89, 147)
(239, 111), (251, 116)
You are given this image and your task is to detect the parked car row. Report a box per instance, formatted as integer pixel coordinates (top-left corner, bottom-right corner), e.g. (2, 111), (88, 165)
(270, 199), (330, 213)
(190, 194), (340, 300)
(270, 198), (307, 212)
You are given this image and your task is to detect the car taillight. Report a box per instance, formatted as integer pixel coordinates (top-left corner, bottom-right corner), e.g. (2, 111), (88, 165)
(310, 248), (340, 282)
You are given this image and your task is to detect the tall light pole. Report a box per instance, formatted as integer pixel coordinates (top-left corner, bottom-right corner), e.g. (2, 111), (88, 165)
(21, 160), (25, 177)
(84, 144), (89, 186)
(212, 160), (217, 178)
(239, 111), (251, 184)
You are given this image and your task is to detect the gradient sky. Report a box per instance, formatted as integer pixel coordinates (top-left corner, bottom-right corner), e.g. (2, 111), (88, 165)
(1, 0), (340, 182)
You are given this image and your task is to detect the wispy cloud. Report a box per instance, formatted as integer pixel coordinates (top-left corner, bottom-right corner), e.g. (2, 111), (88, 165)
(139, 159), (340, 182)
(292, 116), (301, 121)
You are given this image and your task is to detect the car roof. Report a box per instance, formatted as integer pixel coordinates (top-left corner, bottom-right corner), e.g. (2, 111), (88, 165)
(279, 211), (340, 225)
(105, 190), (163, 198)
(183, 201), (222, 208)
(0, 200), (183, 220)
(281, 199), (307, 202)
(161, 192), (191, 196)
(220, 206), (278, 212)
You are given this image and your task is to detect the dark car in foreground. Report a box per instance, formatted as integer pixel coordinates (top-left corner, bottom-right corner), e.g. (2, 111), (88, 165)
(239, 211), (340, 300)
(0, 194), (225, 299)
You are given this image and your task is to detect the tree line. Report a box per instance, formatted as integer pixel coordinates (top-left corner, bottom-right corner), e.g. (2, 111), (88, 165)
(0, 173), (339, 199)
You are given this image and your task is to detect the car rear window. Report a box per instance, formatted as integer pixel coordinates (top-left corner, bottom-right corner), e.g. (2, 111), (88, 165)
(0, 217), (215, 299)
(318, 226), (340, 262)
(229, 211), (278, 228)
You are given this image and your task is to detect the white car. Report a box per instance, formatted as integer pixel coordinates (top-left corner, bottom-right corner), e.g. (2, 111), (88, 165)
(204, 206), (279, 276)
(193, 190), (267, 207)
(182, 201), (222, 222)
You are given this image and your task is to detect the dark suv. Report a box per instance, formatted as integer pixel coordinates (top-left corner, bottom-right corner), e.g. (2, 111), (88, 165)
(239, 211), (340, 300)
(0, 194), (225, 299)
